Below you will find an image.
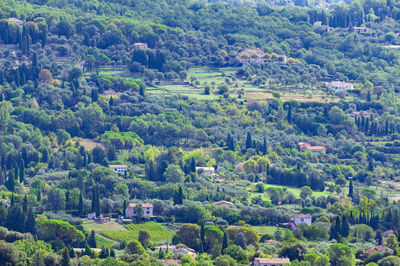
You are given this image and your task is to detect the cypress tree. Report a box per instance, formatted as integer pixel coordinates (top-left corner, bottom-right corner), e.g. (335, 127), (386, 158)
(95, 186), (101, 217)
(200, 220), (205, 253)
(61, 247), (70, 266)
(190, 158), (196, 173)
(341, 215), (350, 238)
(376, 230), (383, 245)
(348, 178), (353, 199)
(88, 230), (97, 248)
(221, 231), (229, 254)
(78, 192), (84, 217)
(25, 207), (36, 234)
(262, 137), (267, 155)
(246, 132), (252, 149)
(19, 162), (24, 183)
(287, 102), (292, 123)
(22, 195), (28, 213)
(158, 248), (165, 259)
(330, 216), (342, 241)
(91, 186), (96, 212)
(109, 96), (114, 106)
(5, 172), (15, 192)
(177, 186), (183, 205)
(36, 189), (41, 202)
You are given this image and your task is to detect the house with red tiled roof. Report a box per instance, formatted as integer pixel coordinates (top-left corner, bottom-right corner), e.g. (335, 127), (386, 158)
(254, 257), (290, 266)
(298, 142), (326, 155)
(364, 245), (392, 256)
(213, 200), (234, 207)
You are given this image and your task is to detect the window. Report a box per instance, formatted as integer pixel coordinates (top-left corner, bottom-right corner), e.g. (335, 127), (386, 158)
(146, 211), (150, 214)
(300, 218), (304, 222)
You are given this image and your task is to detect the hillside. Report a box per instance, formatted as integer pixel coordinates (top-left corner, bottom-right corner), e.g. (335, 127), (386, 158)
(0, 0), (399, 265)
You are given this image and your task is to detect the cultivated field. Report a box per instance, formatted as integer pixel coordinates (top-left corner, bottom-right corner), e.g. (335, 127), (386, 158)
(101, 222), (173, 243)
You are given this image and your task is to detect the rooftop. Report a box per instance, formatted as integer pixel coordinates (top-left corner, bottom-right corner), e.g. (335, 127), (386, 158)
(213, 200), (234, 206)
(109, 164), (127, 168)
(292, 214), (312, 218)
(254, 257), (290, 264)
(127, 203), (153, 208)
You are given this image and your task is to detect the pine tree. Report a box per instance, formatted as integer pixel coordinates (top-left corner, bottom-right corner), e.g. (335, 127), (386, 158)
(221, 231), (229, 254)
(246, 132), (252, 149)
(78, 192), (84, 217)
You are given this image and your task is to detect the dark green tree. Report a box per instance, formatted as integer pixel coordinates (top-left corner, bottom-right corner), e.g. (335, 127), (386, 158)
(78, 192), (84, 217)
(88, 230), (97, 248)
(246, 132), (252, 149)
(61, 247), (70, 266)
(221, 231), (229, 254)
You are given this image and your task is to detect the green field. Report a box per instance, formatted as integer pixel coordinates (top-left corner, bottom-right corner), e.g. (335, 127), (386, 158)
(102, 222), (173, 243)
(82, 220), (126, 232)
(96, 234), (118, 249)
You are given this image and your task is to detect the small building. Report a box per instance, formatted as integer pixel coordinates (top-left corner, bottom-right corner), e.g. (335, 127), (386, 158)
(87, 212), (96, 220)
(353, 26), (368, 33)
(103, 90), (118, 97)
(174, 246), (196, 259)
(213, 200), (234, 207)
(155, 244), (177, 253)
(298, 142), (326, 155)
(134, 42), (148, 50)
(125, 203), (154, 218)
(325, 81), (353, 92)
(196, 167), (217, 177)
(313, 21), (331, 31)
(290, 214), (312, 230)
(96, 216), (110, 224)
(364, 245), (392, 256)
(109, 164), (128, 174)
(254, 257), (290, 266)
(8, 18), (24, 27)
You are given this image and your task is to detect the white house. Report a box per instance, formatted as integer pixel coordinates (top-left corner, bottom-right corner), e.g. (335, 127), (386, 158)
(353, 26), (368, 33)
(109, 164), (128, 174)
(254, 257), (290, 266)
(325, 81), (353, 92)
(125, 203), (154, 218)
(290, 214), (312, 230)
(87, 212), (96, 220)
(8, 18), (24, 27)
(134, 42), (148, 49)
(196, 167), (216, 177)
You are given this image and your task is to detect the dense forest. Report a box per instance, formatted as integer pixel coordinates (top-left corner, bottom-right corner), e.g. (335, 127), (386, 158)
(0, 0), (399, 265)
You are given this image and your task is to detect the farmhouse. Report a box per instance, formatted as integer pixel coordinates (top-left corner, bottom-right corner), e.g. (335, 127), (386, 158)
(313, 21), (331, 31)
(134, 42), (148, 49)
(325, 81), (353, 92)
(364, 245), (392, 256)
(196, 167), (217, 177)
(109, 164), (127, 174)
(213, 200), (234, 207)
(254, 257), (290, 266)
(382, 230), (394, 238)
(290, 214), (312, 230)
(298, 142), (326, 154)
(353, 26), (368, 33)
(87, 212), (96, 220)
(125, 203), (154, 218)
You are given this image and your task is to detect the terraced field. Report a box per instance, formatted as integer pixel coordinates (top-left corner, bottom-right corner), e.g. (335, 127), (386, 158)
(102, 222), (173, 243)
